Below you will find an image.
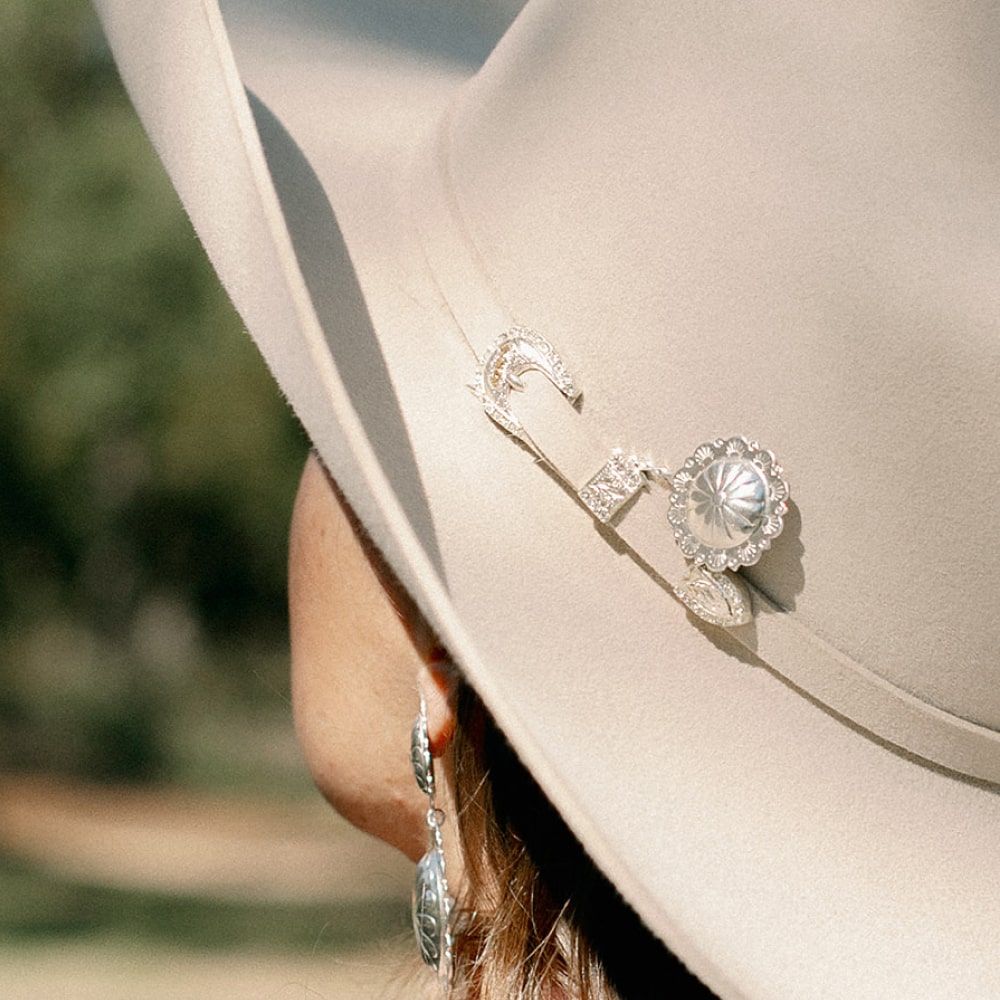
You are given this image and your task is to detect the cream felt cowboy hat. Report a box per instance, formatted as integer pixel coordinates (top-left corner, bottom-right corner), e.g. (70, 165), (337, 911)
(94, 1), (1000, 996)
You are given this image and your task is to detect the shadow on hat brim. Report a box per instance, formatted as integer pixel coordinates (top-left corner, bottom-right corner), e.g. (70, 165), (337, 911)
(246, 90), (447, 582)
(94, 2), (1000, 998)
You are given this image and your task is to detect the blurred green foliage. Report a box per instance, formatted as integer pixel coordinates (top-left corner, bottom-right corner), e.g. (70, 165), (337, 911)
(0, 0), (309, 783)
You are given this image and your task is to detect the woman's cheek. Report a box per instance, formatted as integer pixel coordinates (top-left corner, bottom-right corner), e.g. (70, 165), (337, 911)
(288, 455), (427, 861)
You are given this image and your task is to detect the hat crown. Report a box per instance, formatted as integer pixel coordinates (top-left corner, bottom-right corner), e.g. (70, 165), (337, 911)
(441, 0), (1000, 731)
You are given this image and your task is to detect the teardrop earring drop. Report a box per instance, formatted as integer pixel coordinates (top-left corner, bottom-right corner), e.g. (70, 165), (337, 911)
(411, 697), (454, 988)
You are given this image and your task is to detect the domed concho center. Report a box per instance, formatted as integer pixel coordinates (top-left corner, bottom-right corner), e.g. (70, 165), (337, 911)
(686, 458), (767, 549)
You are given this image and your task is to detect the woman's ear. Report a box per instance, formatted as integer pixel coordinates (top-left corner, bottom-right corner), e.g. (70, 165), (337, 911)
(418, 662), (457, 757)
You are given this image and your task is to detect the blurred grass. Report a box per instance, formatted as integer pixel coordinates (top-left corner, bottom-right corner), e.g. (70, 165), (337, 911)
(0, 853), (409, 953)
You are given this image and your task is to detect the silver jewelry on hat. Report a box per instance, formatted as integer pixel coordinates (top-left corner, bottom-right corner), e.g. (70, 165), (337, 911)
(669, 437), (788, 573)
(471, 326), (579, 441)
(578, 450), (648, 523)
(668, 436), (787, 626)
(410, 698), (454, 987)
(674, 563), (753, 628)
(473, 328), (789, 630)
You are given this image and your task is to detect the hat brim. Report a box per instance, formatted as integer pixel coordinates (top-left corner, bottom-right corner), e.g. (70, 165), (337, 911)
(95, 2), (1000, 997)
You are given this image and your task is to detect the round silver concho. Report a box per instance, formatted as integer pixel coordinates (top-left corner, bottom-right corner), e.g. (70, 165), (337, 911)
(668, 437), (789, 572)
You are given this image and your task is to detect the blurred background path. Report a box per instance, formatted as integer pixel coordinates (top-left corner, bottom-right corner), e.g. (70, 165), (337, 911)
(0, 775), (419, 999)
(2, 942), (416, 1000)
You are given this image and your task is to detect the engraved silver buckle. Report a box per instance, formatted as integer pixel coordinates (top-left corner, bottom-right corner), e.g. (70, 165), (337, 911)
(471, 326), (578, 441)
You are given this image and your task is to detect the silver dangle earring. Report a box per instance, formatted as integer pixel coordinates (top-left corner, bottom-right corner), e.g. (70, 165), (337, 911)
(411, 697), (454, 988)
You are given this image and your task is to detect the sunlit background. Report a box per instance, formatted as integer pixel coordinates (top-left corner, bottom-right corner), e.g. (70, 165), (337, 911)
(0, 1), (414, 995)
